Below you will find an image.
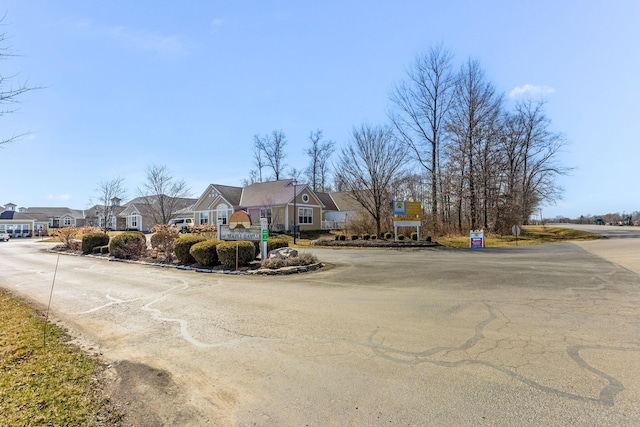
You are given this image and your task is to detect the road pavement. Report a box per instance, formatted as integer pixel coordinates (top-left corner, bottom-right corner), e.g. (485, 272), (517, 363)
(0, 229), (639, 426)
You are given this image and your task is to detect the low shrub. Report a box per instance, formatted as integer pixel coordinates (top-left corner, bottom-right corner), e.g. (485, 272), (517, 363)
(339, 235), (346, 241)
(398, 235), (406, 241)
(260, 252), (318, 269)
(371, 234), (377, 240)
(350, 234), (358, 241)
(150, 225), (179, 252)
(82, 232), (110, 254)
(217, 241), (256, 269)
(174, 235), (207, 265)
(362, 234), (370, 240)
(108, 231), (147, 259)
(189, 240), (222, 266)
(411, 232), (418, 241)
(384, 232), (393, 239)
(267, 237), (289, 253)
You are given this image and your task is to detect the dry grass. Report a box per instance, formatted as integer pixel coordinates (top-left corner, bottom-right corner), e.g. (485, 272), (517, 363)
(436, 225), (600, 248)
(0, 289), (122, 426)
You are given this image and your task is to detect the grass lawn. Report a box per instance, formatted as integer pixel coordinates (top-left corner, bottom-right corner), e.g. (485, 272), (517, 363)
(0, 289), (122, 426)
(435, 225), (601, 248)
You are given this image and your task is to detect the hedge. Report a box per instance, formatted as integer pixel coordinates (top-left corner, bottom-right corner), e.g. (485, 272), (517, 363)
(174, 235), (207, 265)
(216, 241), (255, 269)
(267, 237), (289, 253)
(108, 231), (147, 259)
(82, 232), (110, 254)
(189, 239), (223, 266)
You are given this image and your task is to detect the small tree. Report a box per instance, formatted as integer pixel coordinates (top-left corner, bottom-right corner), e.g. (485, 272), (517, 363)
(138, 164), (191, 225)
(334, 123), (407, 237)
(94, 176), (127, 231)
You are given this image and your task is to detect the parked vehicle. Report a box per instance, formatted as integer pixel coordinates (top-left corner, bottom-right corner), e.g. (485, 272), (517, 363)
(0, 231), (10, 242)
(168, 218), (195, 233)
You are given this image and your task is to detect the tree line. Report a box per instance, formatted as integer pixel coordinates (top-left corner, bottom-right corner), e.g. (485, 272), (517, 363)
(247, 44), (569, 236)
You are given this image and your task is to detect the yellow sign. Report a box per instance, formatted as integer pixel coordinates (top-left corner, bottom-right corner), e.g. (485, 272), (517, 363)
(406, 202), (421, 217)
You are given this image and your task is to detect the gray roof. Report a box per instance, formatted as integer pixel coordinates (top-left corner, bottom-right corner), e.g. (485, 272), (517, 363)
(327, 192), (362, 212)
(316, 192), (338, 211)
(26, 207), (85, 219)
(239, 179), (303, 208)
(213, 184), (242, 207)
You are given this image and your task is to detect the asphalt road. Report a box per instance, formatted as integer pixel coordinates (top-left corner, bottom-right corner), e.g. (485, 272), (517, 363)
(0, 228), (639, 426)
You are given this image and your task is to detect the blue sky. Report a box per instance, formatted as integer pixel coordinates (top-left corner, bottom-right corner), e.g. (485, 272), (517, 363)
(1, 1), (638, 220)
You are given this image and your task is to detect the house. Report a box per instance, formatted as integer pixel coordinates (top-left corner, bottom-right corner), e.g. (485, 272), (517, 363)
(240, 179), (323, 232)
(191, 184), (243, 226)
(317, 192), (363, 230)
(118, 195), (198, 232)
(0, 203), (86, 236)
(192, 180), (325, 232)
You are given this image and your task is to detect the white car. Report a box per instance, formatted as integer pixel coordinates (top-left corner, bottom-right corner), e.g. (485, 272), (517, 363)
(168, 218), (195, 233)
(0, 231), (10, 242)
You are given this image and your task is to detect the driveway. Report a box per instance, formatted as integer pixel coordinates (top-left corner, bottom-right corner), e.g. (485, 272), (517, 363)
(0, 233), (639, 426)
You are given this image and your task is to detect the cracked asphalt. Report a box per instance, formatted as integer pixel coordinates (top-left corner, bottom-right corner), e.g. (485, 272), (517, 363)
(1, 225), (639, 426)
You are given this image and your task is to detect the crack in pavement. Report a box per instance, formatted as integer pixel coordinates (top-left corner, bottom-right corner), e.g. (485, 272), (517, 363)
(367, 301), (640, 406)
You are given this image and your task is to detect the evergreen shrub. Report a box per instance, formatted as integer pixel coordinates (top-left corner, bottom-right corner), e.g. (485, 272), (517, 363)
(174, 235), (206, 265)
(82, 232), (110, 254)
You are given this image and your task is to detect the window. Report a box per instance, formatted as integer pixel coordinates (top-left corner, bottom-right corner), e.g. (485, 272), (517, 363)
(131, 214), (139, 228)
(301, 193), (310, 203)
(298, 207), (313, 224)
(217, 204), (228, 225)
(63, 217), (72, 226)
(200, 211), (209, 225)
(260, 208), (272, 224)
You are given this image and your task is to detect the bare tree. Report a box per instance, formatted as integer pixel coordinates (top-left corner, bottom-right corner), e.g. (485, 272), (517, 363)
(251, 137), (265, 183)
(304, 130), (335, 192)
(496, 99), (569, 231)
(334, 123), (407, 237)
(94, 176), (127, 231)
(389, 44), (455, 229)
(1, 16), (40, 147)
(446, 58), (503, 230)
(138, 164), (191, 225)
(254, 130), (288, 180)
(288, 167), (303, 182)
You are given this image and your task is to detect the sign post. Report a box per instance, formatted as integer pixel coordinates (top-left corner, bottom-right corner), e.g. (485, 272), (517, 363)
(260, 218), (269, 260)
(512, 225), (521, 247)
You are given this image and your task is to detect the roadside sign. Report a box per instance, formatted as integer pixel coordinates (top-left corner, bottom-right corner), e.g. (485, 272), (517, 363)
(512, 225), (521, 237)
(261, 228), (269, 242)
(470, 230), (484, 249)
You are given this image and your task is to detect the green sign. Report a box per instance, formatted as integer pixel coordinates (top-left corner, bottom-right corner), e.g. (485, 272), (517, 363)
(261, 228), (269, 242)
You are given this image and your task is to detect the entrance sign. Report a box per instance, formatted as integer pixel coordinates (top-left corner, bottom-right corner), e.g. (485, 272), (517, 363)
(470, 230), (484, 249)
(392, 200), (422, 241)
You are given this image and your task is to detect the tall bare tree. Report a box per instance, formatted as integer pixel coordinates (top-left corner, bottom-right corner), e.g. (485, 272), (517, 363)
(446, 58), (503, 230)
(254, 130), (288, 180)
(1, 17), (39, 147)
(138, 164), (191, 225)
(389, 44), (455, 229)
(334, 123), (407, 237)
(496, 99), (569, 231)
(304, 130), (335, 192)
(94, 176), (127, 231)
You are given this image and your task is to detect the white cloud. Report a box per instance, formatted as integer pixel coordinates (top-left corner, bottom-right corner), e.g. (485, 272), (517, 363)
(509, 84), (555, 99)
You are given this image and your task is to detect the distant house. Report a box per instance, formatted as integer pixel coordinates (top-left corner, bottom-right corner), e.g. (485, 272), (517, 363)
(118, 195), (197, 232)
(0, 203), (86, 236)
